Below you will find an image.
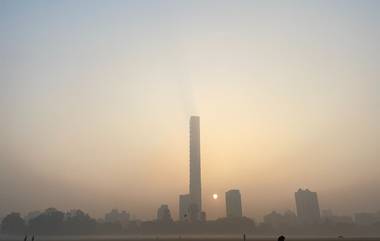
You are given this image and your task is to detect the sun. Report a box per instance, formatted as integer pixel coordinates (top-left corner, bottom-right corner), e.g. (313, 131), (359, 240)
(212, 193), (218, 200)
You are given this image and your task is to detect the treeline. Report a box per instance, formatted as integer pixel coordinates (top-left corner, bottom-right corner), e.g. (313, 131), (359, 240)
(2, 208), (380, 236)
(1, 208), (256, 235)
(1, 208), (139, 235)
(1, 208), (98, 235)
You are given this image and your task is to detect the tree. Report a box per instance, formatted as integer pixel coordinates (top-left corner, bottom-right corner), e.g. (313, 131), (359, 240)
(1, 212), (26, 234)
(64, 209), (96, 234)
(29, 208), (64, 234)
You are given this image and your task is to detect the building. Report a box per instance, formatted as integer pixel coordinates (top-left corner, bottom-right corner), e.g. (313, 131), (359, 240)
(283, 210), (298, 226)
(188, 202), (200, 222)
(179, 194), (191, 221)
(321, 209), (353, 224)
(263, 210), (297, 228)
(295, 188), (321, 225)
(263, 211), (283, 228)
(189, 116), (202, 212)
(178, 116), (203, 221)
(104, 209), (130, 223)
(157, 204), (172, 223)
(225, 189), (243, 218)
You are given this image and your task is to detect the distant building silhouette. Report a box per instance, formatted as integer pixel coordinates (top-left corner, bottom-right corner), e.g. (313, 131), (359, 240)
(104, 209), (129, 224)
(263, 210), (297, 228)
(190, 116), (202, 213)
(188, 203), (200, 222)
(283, 210), (298, 226)
(264, 211), (286, 228)
(178, 116), (203, 221)
(295, 188), (321, 225)
(157, 205), (172, 223)
(321, 209), (353, 224)
(179, 194), (191, 221)
(225, 189), (243, 218)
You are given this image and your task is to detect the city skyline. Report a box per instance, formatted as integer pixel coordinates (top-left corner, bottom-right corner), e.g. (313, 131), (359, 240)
(4, 186), (379, 225)
(1, 0), (380, 221)
(0, 115), (375, 223)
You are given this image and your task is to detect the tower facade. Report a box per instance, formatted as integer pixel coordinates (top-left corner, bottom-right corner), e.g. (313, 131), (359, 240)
(178, 116), (202, 221)
(295, 188), (321, 225)
(225, 189), (243, 218)
(189, 116), (202, 212)
(190, 116), (202, 211)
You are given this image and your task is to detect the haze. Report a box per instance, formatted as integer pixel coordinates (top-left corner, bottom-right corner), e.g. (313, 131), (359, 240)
(0, 0), (379, 220)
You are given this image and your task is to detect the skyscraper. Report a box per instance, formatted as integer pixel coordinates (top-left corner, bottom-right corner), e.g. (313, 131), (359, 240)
(225, 189), (243, 218)
(178, 116), (203, 221)
(189, 116), (202, 212)
(179, 194), (191, 221)
(295, 188), (321, 225)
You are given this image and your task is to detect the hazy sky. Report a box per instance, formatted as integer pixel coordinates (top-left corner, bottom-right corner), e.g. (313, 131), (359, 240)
(1, 0), (379, 220)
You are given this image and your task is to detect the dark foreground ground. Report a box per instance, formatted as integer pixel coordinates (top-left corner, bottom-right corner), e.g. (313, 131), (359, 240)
(1, 236), (380, 241)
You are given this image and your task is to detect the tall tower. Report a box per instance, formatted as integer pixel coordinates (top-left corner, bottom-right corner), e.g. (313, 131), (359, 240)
(189, 116), (202, 212)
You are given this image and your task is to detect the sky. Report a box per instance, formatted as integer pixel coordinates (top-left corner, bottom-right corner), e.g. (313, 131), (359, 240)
(0, 0), (379, 220)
